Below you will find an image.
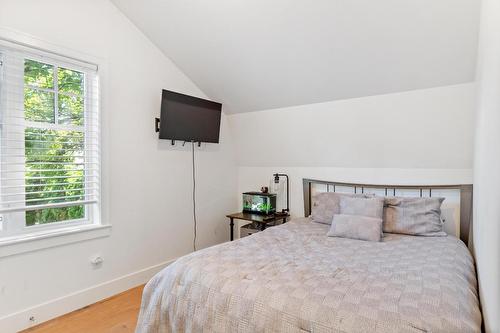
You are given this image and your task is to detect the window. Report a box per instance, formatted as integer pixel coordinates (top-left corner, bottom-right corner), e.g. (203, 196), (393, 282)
(0, 44), (100, 238)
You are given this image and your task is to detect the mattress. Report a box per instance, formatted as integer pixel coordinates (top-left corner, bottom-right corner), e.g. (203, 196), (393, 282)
(136, 217), (481, 332)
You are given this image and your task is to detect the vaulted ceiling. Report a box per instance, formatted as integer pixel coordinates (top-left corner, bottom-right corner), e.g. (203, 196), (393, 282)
(112, 0), (480, 113)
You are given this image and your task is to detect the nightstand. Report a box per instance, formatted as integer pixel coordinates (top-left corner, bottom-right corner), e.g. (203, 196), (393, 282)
(226, 212), (289, 241)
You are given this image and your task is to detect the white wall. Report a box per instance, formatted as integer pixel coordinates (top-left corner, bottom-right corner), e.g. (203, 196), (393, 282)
(473, 0), (500, 331)
(229, 84), (475, 169)
(0, 1), (237, 331)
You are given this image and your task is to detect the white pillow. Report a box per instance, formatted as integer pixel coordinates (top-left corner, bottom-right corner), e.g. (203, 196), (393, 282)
(339, 196), (384, 219)
(327, 214), (383, 242)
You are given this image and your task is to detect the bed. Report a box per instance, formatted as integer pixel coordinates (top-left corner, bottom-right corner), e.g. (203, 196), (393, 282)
(136, 180), (482, 333)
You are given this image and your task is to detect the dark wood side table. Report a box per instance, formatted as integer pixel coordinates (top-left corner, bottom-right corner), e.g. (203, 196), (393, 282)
(226, 212), (289, 241)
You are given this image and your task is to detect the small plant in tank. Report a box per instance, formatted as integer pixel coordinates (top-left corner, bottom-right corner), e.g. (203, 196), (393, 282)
(242, 192), (277, 215)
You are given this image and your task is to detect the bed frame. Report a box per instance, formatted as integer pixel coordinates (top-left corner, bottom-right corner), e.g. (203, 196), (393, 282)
(303, 179), (473, 246)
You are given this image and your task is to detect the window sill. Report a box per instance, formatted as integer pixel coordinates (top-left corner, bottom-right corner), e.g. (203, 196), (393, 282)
(0, 224), (112, 258)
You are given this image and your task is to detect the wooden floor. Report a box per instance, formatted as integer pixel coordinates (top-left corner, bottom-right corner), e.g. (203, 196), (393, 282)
(21, 285), (144, 333)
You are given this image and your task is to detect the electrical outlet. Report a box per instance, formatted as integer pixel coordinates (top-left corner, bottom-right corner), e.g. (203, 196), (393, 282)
(90, 255), (104, 266)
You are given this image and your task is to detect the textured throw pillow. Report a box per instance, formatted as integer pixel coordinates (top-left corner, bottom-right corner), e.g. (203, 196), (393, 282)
(311, 192), (373, 224)
(327, 214), (383, 242)
(339, 196), (385, 219)
(383, 197), (446, 236)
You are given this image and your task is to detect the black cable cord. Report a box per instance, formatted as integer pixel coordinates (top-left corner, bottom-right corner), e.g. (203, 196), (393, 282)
(191, 141), (197, 252)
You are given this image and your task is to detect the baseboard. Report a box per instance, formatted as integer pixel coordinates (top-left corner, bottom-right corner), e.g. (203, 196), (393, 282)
(0, 258), (176, 333)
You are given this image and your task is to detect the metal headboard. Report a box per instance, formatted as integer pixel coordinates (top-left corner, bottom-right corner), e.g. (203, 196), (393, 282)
(303, 179), (473, 245)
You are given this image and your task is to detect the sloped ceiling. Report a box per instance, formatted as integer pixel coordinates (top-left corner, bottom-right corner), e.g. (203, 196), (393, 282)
(112, 0), (480, 113)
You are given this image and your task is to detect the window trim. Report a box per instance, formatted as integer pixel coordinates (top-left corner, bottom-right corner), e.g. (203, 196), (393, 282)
(0, 30), (109, 254)
(0, 223), (111, 258)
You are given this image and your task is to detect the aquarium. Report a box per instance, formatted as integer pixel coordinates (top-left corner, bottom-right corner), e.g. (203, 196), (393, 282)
(242, 192), (277, 215)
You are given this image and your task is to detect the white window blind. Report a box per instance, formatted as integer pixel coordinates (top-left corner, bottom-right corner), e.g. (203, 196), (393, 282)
(0, 43), (100, 236)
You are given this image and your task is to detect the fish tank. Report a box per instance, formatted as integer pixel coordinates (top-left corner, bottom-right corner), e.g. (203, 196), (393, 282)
(242, 192), (277, 215)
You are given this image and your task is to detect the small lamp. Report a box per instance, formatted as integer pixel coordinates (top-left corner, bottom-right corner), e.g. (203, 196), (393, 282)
(273, 173), (289, 215)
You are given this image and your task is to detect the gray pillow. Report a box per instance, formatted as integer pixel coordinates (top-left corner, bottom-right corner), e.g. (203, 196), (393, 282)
(339, 196), (385, 219)
(327, 214), (383, 242)
(311, 192), (373, 224)
(383, 197), (446, 236)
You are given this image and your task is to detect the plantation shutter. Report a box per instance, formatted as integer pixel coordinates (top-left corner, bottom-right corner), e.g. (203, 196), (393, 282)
(0, 42), (100, 233)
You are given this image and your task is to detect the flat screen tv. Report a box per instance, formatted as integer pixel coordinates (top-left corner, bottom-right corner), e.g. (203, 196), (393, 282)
(158, 90), (222, 143)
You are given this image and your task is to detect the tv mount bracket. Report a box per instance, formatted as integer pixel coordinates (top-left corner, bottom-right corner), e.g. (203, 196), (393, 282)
(155, 117), (201, 147)
(155, 117), (160, 132)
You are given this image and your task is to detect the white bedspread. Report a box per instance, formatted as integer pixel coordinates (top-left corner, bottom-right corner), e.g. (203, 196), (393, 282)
(136, 218), (481, 332)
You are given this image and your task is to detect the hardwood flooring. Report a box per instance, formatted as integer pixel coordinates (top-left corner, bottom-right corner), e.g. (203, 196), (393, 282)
(21, 285), (144, 333)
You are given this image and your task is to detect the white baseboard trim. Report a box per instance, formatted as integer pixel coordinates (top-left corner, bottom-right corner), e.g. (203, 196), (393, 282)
(0, 258), (176, 333)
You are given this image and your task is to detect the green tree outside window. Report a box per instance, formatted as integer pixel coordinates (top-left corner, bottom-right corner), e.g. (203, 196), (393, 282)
(24, 59), (86, 226)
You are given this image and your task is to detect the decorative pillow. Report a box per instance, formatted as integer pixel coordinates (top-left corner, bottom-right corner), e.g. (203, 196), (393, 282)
(311, 192), (373, 224)
(327, 214), (383, 242)
(339, 196), (385, 219)
(383, 197), (446, 236)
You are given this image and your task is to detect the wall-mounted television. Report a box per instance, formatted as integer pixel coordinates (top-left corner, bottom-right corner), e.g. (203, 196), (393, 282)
(157, 90), (222, 143)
